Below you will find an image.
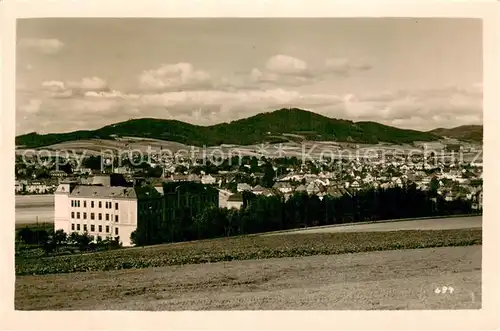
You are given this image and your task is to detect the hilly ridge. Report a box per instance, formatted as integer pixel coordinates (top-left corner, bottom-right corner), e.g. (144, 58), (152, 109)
(16, 108), (442, 148)
(429, 125), (483, 143)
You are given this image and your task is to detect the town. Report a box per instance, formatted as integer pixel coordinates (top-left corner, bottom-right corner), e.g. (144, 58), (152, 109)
(15, 141), (483, 247)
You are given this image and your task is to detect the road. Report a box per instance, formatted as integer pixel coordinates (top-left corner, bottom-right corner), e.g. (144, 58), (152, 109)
(15, 245), (481, 310)
(263, 216), (482, 236)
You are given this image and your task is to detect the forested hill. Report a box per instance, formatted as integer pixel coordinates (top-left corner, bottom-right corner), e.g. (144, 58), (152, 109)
(429, 125), (483, 143)
(16, 108), (440, 148)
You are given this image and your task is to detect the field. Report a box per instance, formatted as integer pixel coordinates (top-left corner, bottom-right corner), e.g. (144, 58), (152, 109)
(15, 137), (483, 161)
(15, 228), (481, 276)
(15, 195), (54, 225)
(266, 216), (482, 235)
(15, 245), (481, 310)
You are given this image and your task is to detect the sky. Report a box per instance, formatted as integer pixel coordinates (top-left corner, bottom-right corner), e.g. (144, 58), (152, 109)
(16, 18), (483, 135)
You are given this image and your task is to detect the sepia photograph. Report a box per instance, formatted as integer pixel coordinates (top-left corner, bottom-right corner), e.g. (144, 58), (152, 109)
(1, 1), (496, 325)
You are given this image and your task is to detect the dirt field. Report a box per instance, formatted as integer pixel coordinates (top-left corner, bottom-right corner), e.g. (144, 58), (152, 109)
(15, 245), (481, 310)
(265, 216), (482, 236)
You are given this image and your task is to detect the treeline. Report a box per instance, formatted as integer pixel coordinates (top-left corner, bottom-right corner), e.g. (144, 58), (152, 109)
(131, 183), (478, 246)
(16, 227), (121, 256)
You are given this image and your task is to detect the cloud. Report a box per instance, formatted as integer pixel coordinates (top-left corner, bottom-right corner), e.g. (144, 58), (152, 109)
(18, 38), (64, 55)
(324, 57), (372, 75)
(17, 66), (482, 136)
(40, 77), (109, 98)
(342, 85), (482, 130)
(249, 68), (310, 86)
(248, 55), (372, 88)
(41, 80), (66, 92)
(265, 55), (309, 75)
(247, 55), (316, 87)
(18, 99), (42, 115)
(67, 77), (108, 91)
(138, 62), (213, 91)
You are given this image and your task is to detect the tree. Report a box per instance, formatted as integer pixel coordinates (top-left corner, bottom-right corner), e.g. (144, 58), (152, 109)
(82, 155), (103, 171)
(76, 232), (92, 251)
(53, 229), (67, 246)
(261, 162), (275, 188)
(430, 177), (440, 196)
(17, 227), (35, 244)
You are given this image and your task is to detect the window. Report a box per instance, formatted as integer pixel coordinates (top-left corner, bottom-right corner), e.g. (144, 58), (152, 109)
(115, 215), (119, 223)
(106, 214), (109, 221)
(98, 201), (102, 208)
(83, 224), (87, 231)
(91, 213), (95, 220)
(71, 200), (74, 207)
(83, 212), (87, 219)
(71, 223), (75, 231)
(98, 213), (102, 220)
(115, 228), (119, 235)
(115, 202), (118, 210)
(91, 201), (94, 208)
(98, 225), (102, 232)
(90, 224), (95, 232)
(76, 224), (80, 231)
(76, 212), (80, 219)
(105, 225), (109, 233)
(77, 200), (80, 208)
(71, 211), (75, 219)
(83, 201), (87, 208)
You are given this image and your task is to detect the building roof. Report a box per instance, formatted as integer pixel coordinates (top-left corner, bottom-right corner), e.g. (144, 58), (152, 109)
(273, 182), (293, 189)
(228, 192), (244, 202)
(295, 184), (307, 192)
(252, 185), (266, 192)
(69, 185), (137, 199)
(237, 183), (252, 190)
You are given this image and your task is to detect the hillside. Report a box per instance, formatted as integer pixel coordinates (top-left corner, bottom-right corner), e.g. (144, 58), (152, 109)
(429, 125), (483, 143)
(16, 108), (440, 148)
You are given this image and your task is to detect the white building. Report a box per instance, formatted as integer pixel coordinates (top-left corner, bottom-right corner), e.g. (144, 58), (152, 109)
(226, 193), (244, 209)
(273, 182), (293, 194)
(54, 181), (162, 247)
(201, 174), (216, 185)
(25, 181), (51, 194)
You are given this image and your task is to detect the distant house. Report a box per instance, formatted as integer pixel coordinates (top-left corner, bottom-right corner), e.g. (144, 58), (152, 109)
(172, 174), (189, 182)
(261, 188), (275, 197)
(252, 185), (266, 195)
(201, 174), (216, 185)
(273, 182), (293, 194)
(237, 183), (252, 192)
(25, 181), (50, 194)
(350, 180), (361, 190)
(294, 184), (307, 193)
(324, 187), (343, 198)
(15, 180), (24, 193)
(113, 166), (133, 175)
(74, 167), (93, 175)
(306, 182), (323, 195)
(227, 193), (244, 209)
(50, 170), (67, 178)
(188, 174), (202, 183)
(472, 189), (483, 210)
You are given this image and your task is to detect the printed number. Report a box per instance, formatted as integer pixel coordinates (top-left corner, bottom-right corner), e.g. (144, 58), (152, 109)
(435, 286), (454, 294)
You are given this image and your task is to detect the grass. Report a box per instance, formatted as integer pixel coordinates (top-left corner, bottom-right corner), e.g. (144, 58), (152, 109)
(15, 228), (481, 276)
(15, 222), (54, 231)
